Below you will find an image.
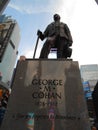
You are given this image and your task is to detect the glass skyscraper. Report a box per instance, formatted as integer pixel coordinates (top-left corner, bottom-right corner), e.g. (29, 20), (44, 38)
(0, 15), (20, 88)
(80, 64), (98, 82)
(80, 65), (98, 124)
(80, 64), (98, 97)
(0, 0), (10, 14)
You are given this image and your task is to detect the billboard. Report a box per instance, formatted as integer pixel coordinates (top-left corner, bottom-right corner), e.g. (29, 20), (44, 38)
(83, 81), (90, 91)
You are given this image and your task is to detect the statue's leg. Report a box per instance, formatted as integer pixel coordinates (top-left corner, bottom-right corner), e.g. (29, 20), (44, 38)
(39, 41), (51, 58)
(57, 38), (66, 58)
(62, 42), (68, 58)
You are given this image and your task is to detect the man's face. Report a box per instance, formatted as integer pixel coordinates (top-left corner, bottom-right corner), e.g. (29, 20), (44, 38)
(54, 14), (60, 21)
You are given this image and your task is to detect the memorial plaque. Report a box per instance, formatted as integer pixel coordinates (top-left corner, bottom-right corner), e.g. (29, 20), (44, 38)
(1, 59), (91, 130)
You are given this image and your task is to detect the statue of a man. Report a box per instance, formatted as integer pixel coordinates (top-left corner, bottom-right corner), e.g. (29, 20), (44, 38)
(37, 14), (73, 58)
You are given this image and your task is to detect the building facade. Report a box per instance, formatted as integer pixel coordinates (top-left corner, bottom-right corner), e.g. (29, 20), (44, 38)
(80, 64), (98, 124)
(80, 64), (98, 82)
(0, 0), (10, 14)
(0, 15), (20, 88)
(80, 64), (98, 98)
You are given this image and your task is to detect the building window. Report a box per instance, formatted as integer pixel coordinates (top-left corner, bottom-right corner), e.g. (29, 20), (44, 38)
(10, 40), (15, 49)
(16, 51), (18, 55)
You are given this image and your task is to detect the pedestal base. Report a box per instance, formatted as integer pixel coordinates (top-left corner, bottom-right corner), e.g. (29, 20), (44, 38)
(1, 59), (91, 130)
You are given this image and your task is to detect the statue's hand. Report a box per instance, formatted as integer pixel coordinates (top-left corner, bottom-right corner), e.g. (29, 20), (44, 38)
(37, 30), (42, 37)
(37, 30), (44, 40)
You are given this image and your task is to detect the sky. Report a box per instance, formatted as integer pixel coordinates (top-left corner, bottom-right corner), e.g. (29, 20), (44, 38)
(3, 0), (98, 66)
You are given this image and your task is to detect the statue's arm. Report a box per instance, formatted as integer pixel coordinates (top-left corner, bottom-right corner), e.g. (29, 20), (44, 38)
(64, 24), (73, 46)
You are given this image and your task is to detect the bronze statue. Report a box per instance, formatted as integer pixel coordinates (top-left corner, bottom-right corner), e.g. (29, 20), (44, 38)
(37, 14), (73, 58)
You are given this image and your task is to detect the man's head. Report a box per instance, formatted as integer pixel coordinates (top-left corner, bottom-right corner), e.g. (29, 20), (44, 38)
(53, 14), (60, 21)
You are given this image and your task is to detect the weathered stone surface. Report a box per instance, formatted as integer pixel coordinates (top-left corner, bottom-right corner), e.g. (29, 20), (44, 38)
(1, 59), (91, 130)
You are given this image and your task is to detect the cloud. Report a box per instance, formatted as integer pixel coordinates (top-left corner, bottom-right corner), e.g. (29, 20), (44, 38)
(8, 0), (76, 15)
(24, 40), (42, 58)
(69, 0), (98, 65)
(8, 0), (61, 14)
(8, 3), (22, 13)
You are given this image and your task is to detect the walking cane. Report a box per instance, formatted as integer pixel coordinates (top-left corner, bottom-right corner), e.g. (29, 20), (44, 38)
(33, 35), (39, 59)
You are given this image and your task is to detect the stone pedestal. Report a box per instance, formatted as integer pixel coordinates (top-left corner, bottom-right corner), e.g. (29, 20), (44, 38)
(1, 59), (91, 130)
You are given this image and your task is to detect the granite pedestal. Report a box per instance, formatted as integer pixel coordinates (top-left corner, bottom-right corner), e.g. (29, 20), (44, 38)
(0, 59), (91, 130)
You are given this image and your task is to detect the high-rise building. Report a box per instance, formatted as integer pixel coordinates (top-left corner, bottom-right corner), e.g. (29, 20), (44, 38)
(0, 15), (20, 88)
(80, 64), (98, 122)
(0, 0), (10, 14)
(80, 64), (98, 82)
(80, 64), (98, 97)
(0, 15), (20, 126)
